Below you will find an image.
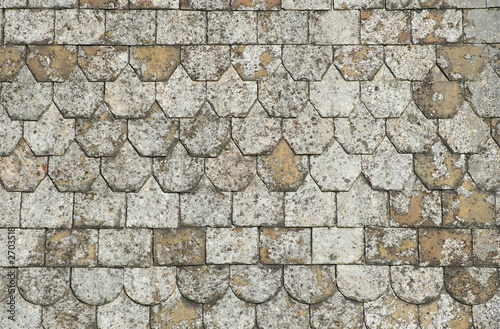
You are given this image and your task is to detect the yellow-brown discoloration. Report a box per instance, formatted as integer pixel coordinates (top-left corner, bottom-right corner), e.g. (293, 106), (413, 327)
(79, 46), (128, 81)
(233, 46), (280, 80)
(390, 190), (438, 226)
(492, 118), (500, 145)
(27, 45), (77, 82)
(130, 46), (180, 81)
(0, 46), (26, 81)
(130, 0), (155, 7)
(414, 151), (465, 190)
(445, 267), (499, 305)
(419, 293), (473, 329)
(233, 0), (280, 10)
(367, 292), (418, 328)
(80, 0), (124, 8)
(152, 294), (202, 328)
(45, 229), (97, 266)
(419, 228), (472, 266)
(367, 228), (417, 265)
(154, 228), (206, 265)
(437, 45), (485, 80)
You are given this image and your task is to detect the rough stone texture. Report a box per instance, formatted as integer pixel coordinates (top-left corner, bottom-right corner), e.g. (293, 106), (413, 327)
(445, 267), (498, 305)
(27, 45), (77, 82)
(258, 11), (308, 44)
(0, 46), (26, 81)
(312, 227), (364, 264)
(124, 267), (176, 305)
(4, 9), (54, 44)
(231, 45), (281, 81)
(150, 288), (203, 329)
(0, 229), (45, 266)
(206, 227), (259, 264)
(78, 46), (128, 82)
(419, 228), (472, 266)
(259, 228), (311, 264)
(391, 266), (443, 304)
(207, 11), (257, 44)
(361, 10), (410, 44)
(176, 266), (229, 304)
(105, 10), (155, 45)
(256, 288), (310, 329)
(130, 46), (179, 82)
(419, 292), (473, 329)
(334, 45), (384, 81)
(0, 105), (22, 156)
(310, 289), (365, 329)
(284, 265), (335, 304)
(336, 265), (389, 302)
(97, 292), (149, 329)
(98, 229), (151, 267)
(463, 9), (500, 43)
(154, 228), (205, 265)
(0, 184), (21, 227)
(335, 0), (383, 8)
(42, 292), (96, 329)
(412, 9), (463, 43)
(466, 65), (500, 117)
(203, 290), (256, 329)
(473, 229), (500, 266)
(365, 228), (418, 265)
(181, 45), (230, 81)
(55, 9), (105, 44)
(310, 10), (360, 44)
(473, 293), (500, 329)
(437, 44), (486, 80)
(364, 290), (418, 329)
(17, 267), (69, 306)
(45, 229), (98, 266)
(385, 45), (436, 80)
(157, 10), (206, 45)
(282, 45), (332, 81)
(230, 265), (282, 303)
(71, 267), (123, 305)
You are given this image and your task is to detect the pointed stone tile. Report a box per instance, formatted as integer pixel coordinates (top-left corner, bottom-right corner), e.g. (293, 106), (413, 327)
(0, 66), (52, 120)
(180, 176), (231, 227)
(230, 265), (282, 304)
(71, 268), (123, 306)
(285, 175), (336, 227)
(284, 265), (335, 304)
(391, 266), (443, 304)
(154, 228), (206, 266)
(127, 177), (179, 228)
(385, 45), (436, 81)
(124, 267), (176, 306)
(54, 67), (104, 118)
(335, 102), (385, 154)
(366, 228), (418, 265)
(232, 101), (281, 155)
(75, 103), (127, 157)
(310, 140), (361, 192)
(337, 176), (388, 227)
(473, 293), (500, 329)
(130, 46), (180, 82)
(0, 105), (22, 156)
(21, 177), (72, 228)
(206, 141), (256, 192)
(181, 45), (231, 81)
(48, 141), (99, 192)
(469, 138), (500, 191)
(257, 139), (308, 192)
(45, 228), (98, 267)
(419, 292), (473, 329)
(310, 288), (364, 329)
(42, 292), (96, 329)
(413, 65), (464, 119)
(26, 45), (78, 82)
(336, 265), (389, 302)
(101, 141), (151, 192)
(150, 288), (203, 329)
(233, 177), (284, 226)
(362, 138), (413, 190)
(0, 290), (42, 329)
(310, 66), (360, 118)
(105, 66), (155, 118)
(231, 45), (281, 81)
(207, 227), (259, 264)
(177, 266), (229, 304)
(97, 292), (149, 329)
(204, 289), (256, 329)
(361, 65), (412, 118)
(78, 46), (129, 82)
(128, 103), (179, 157)
(334, 45), (384, 81)
(282, 45), (332, 81)
(283, 102), (334, 155)
(390, 175), (442, 227)
(156, 66), (206, 118)
(180, 102), (230, 157)
(437, 44), (486, 80)
(439, 102), (490, 153)
(0, 46), (26, 81)
(259, 228), (311, 265)
(74, 176), (126, 227)
(258, 65), (308, 118)
(387, 102), (437, 153)
(207, 66), (257, 117)
(414, 138), (466, 189)
(17, 268), (69, 306)
(466, 65), (500, 117)
(153, 142), (204, 193)
(24, 104), (75, 156)
(445, 267), (498, 305)
(0, 139), (47, 192)
(0, 183), (21, 227)
(256, 288), (310, 329)
(364, 290), (418, 329)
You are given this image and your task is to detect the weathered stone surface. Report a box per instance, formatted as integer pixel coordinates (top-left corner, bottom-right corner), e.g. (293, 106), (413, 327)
(419, 292), (473, 329)
(493, 118), (500, 145)
(204, 290), (256, 329)
(260, 228), (311, 264)
(385, 45), (436, 80)
(156, 66), (206, 118)
(4, 9), (54, 44)
(128, 103), (178, 157)
(366, 228), (418, 265)
(282, 0), (330, 9)
(153, 142), (204, 193)
(207, 66), (257, 117)
(437, 44), (486, 80)
(231, 45), (281, 80)
(233, 177), (284, 226)
(157, 10), (206, 45)
(80, 0), (128, 8)
(124, 267), (176, 305)
(78, 46), (129, 82)
(256, 288), (310, 329)
(259, 65), (308, 117)
(419, 228), (472, 266)
(0, 290), (42, 329)
(207, 227), (259, 264)
(337, 176), (388, 227)
(71, 267), (123, 305)
(21, 177), (73, 228)
(55, 9), (105, 44)
(473, 229), (500, 266)
(73, 176), (126, 227)
(0, 229), (44, 266)
(312, 227), (364, 264)
(334, 45), (383, 81)
(45, 229), (98, 266)
(336, 265), (389, 302)
(232, 0), (280, 10)
(180, 0), (229, 10)
(207, 11), (257, 44)
(127, 177), (178, 228)
(282, 45), (332, 81)
(0, 46), (26, 81)
(361, 10), (410, 44)
(151, 288), (203, 329)
(473, 293), (500, 329)
(181, 45), (230, 81)
(105, 10), (155, 45)
(0, 66), (52, 120)
(258, 11), (308, 44)
(466, 65), (500, 117)
(230, 265), (282, 303)
(0, 106), (22, 156)
(335, 0), (383, 8)
(445, 267), (498, 305)
(310, 10), (360, 45)
(101, 141), (151, 192)
(335, 102), (385, 154)
(361, 65), (412, 118)
(310, 289), (364, 329)
(98, 229), (151, 267)
(414, 138), (466, 189)
(232, 101), (281, 155)
(283, 103), (333, 155)
(54, 67), (104, 118)
(284, 265), (335, 304)
(364, 290), (418, 329)
(180, 176), (231, 227)
(17, 267), (69, 306)
(130, 46), (179, 82)
(42, 292), (96, 329)
(179, 103), (230, 157)
(177, 266), (229, 304)
(26, 45), (77, 82)
(97, 292), (149, 329)
(412, 9), (463, 43)
(154, 228), (205, 265)
(464, 9), (500, 43)
(391, 266), (443, 304)
(0, 184), (21, 227)
(257, 139), (308, 192)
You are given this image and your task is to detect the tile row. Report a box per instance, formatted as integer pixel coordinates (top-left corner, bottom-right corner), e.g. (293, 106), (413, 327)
(1, 8), (499, 45)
